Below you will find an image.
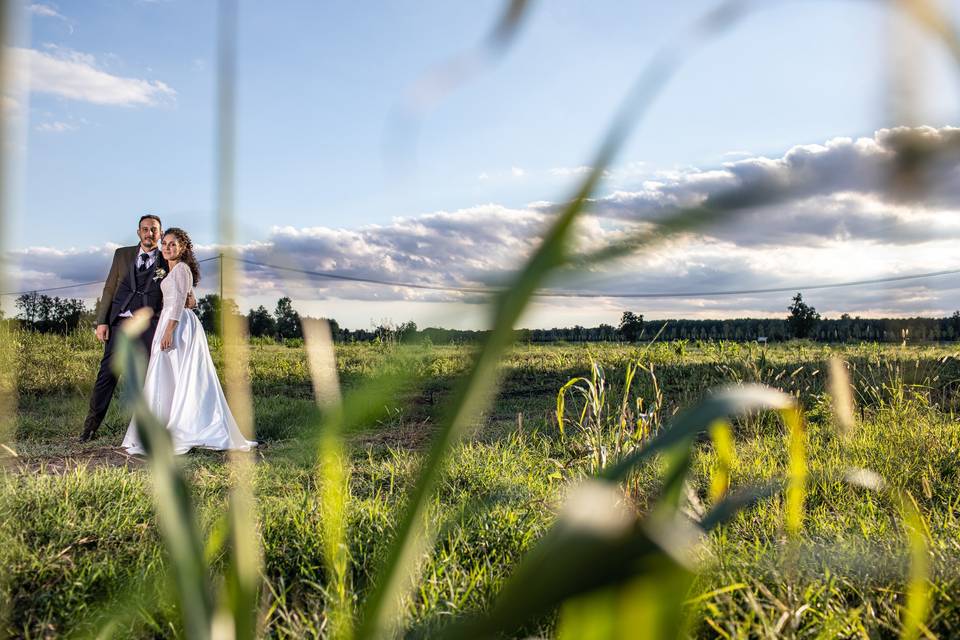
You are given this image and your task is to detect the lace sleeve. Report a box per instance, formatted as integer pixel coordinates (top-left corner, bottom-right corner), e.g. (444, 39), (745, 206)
(166, 262), (192, 320)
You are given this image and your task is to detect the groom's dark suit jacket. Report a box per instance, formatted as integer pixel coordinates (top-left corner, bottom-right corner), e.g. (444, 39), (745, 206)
(83, 245), (168, 437)
(94, 245), (167, 327)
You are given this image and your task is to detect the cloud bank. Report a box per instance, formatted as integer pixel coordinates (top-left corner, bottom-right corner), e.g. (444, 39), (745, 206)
(8, 127), (960, 324)
(568, 126), (960, 248)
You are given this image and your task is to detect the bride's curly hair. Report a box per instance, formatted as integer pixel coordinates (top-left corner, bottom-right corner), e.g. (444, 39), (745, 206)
(163, 227), (201, 286)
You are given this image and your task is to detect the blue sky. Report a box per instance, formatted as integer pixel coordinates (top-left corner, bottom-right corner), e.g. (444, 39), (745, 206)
(7, 0), (960, 328)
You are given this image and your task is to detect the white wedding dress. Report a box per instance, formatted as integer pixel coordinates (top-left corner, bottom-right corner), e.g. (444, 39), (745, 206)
(122, 261), (257, 455)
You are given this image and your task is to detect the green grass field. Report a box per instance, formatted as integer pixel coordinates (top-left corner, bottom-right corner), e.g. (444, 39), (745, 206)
(3, 331), (960, 637)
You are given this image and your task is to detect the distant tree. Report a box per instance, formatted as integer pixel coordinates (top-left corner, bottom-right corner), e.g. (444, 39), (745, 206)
(15, 293), (88, 333)
(52, 298), (87, 333)
(16, 292), (41, 326)
(325, 318), (341, 342)
(397, 320), (418, 343)
(275, 296), (302, 340)
(79, 303), (96, 329)
(196, 294), (240, 334)
(373, 323), (395, 344)
(787, 293), (820, 339)
(247, 305), (276, 337)
(952, 310), (960, 334)
(618, 311), (644, 342)
(594, 323), (617, 341)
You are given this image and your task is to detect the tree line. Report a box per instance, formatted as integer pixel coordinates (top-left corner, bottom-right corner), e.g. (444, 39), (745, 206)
(9, 290), (960, 344)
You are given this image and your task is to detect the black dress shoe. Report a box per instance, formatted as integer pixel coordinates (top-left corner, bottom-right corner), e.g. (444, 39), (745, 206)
(79, 426), (97, 442)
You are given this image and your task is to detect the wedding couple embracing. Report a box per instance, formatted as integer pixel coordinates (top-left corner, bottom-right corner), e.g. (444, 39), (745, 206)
(80, 214), (256, 455)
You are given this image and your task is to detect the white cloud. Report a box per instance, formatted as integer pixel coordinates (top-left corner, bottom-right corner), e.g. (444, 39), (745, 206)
(10, 46), (176, 107)
(28, 3), (64, 19)
(478, 171), (489, 181)
(549, 165), (593, 177)
(7, 127), (960, 325)
(35, 120), (75, 133)
(28, 4), (74, 34)
(511, 166), (525, 178)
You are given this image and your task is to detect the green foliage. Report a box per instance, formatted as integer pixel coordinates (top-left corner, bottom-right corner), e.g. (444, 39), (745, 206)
(196, 293), (241, 335)
(15, 292), (90, 333)
(787, 292), (821, 340)
(275, 297), (303, 340)
(617, 311), (644, 342)
(247, 305), (276, 337)
(5, 336), (960, 637)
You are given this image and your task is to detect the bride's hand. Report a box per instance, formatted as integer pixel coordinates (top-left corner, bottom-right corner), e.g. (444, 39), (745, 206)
(161, 328), (175, 351)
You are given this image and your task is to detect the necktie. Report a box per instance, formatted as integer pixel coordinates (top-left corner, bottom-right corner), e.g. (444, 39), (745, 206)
(138, 254), (148, 272)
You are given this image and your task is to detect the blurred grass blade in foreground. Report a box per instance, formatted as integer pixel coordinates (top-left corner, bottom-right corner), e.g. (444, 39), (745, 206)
(435, 385), (799, 639)
(898, 491), (932, 640)
(114, 309), (214, 640)
(302, 318), (352, 639)
(828, 357), (856, 437)
(216, 1), (261, 637)
(359, 97), (619, 640)
(0, 5), (20, 637)
(358, 6), (776, 634)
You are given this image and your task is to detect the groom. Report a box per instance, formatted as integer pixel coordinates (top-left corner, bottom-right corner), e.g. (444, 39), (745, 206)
(79, 214), (194, 442)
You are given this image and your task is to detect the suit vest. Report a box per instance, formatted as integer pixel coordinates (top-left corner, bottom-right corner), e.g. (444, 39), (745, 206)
(109, 256), (166, 325)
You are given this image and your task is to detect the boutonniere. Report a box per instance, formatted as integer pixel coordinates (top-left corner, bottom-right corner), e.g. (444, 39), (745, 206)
(153, 268), (167, 282)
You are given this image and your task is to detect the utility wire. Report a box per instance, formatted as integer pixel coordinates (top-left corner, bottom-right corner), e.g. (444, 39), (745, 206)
(231, 257), (494, 295)
(231, 256), (960, 299)
(3, 254), (959, 300)
(0, 256), (219, 297)
(544, 269), (960, 299)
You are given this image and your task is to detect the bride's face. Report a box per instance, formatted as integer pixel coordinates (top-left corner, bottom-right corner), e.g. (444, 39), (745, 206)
(161, 234), (182, 261)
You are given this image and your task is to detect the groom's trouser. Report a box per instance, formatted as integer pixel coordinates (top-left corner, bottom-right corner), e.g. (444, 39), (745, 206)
(82, 318), (157, 436)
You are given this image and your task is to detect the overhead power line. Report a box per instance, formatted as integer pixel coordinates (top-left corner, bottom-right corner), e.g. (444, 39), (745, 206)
(0, 256), (219, 297)
(545, 268), (960, 299)
(231, 257), (494, 295)
(233, 256), (960, 299)
(2, 254), (959, 300)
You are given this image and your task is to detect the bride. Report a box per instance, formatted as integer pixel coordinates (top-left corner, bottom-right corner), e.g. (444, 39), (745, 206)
(122, 227), (257, 455)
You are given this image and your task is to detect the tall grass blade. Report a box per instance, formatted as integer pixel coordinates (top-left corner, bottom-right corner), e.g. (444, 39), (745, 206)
(556, 564), (693, 640)
(782, 406), (806, 535)
(828, 357), (856, 437)
(215, 2), (262, 638)
(302, 319), (352, 639)
(898, 0), (960, 63)
(899, 491), (932, 640)
(357, 161), (608, 639)
(556, 376), (589, 441)
(348, 3), (801, 631)
(0, 6), (17, 633)
(0, 0), (16, 467)
(115, 310), (213, 640)
(708, 419), (737, 502)
(384, 0), (532, 171)
(359, 16), (682, 625)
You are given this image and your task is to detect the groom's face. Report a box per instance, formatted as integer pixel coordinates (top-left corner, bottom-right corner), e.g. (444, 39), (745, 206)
(138, 218), (162, 251)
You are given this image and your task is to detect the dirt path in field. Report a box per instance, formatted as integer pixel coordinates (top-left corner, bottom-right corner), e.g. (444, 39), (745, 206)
(8, 447), (147, 474)
(352, 418), (435, 450)
(8, 420), (436, 475)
